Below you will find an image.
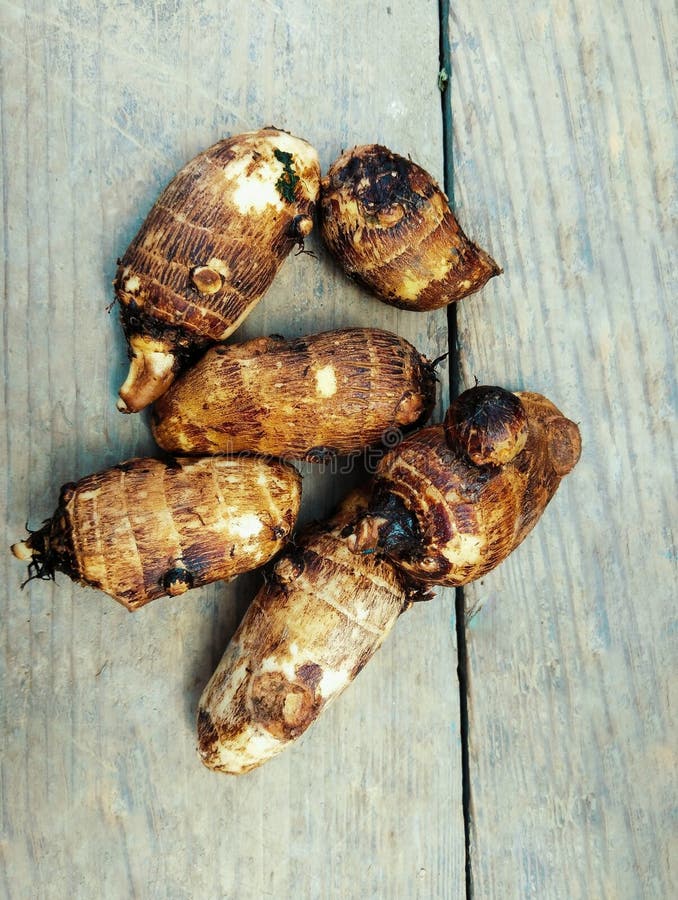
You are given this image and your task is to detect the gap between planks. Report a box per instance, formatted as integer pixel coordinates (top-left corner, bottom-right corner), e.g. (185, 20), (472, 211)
(439, 2), (473, 899)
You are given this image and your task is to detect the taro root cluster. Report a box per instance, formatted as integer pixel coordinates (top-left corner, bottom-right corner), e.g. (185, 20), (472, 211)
(11, 128), (581, 775)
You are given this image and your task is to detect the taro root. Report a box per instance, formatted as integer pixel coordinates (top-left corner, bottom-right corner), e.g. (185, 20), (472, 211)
(197, 489), (429, 775)
(114, 128), (320, 412)
(349, 386), (581, 585)
(320, 144), (500, 310)
(151, 327), (438, 461)
(11, 456), (301, 611)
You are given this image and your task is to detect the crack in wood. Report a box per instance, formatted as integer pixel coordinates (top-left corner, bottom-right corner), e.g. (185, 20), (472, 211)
(439, 3), (473, 898)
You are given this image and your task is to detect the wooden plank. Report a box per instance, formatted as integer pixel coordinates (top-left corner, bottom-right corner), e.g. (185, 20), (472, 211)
(0, 1), (464, 897)
(449, 0), (676, 896)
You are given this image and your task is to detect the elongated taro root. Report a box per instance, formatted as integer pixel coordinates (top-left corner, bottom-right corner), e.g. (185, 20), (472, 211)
(11, 456), (301, 610)
(115, 127), (320, 412)
(349, 386), (581, 585)
(151, 327), (438, 461)
(198, 489), (429, 774)
(320, 144), (500, 310)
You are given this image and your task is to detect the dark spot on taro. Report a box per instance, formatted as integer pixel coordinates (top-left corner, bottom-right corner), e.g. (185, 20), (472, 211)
(250, 671), (321, 741)
(454, 503), (477, 535)
(296, 662), (323, 691)
(337, 146), (430, 215)
(162, 567), (194, 596)
(428, 501), (453, 542)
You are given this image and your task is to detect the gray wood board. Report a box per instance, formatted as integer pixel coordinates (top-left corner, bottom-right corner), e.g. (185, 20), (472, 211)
(0, 1), (463, 897)
(449, 0), (676, 897)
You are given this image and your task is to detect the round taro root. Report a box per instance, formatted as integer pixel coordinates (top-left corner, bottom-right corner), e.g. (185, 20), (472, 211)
(197, 489), (429, 775)
(320, 144), (501, 311)
(114, 128), (320, 413)
(10, 456), (301, 611)
(151, 327), (438, 461)
(349, 387), (581, 585)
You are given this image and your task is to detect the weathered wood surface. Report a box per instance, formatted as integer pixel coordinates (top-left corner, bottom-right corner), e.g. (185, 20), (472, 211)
(0, 1), (463, 898)
(450, 0), (676, 897)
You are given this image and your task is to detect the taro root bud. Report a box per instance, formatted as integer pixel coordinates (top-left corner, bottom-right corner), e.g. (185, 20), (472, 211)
(349, 386), (581, 586)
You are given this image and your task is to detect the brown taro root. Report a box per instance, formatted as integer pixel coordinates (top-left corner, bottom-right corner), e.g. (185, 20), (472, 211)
(349, 386), (581, 585)
(320, 144), (500, 310)
(197, 489), (429, 775)
(10, 456), (301, 611)
(151, 327), (438, 461)
(114, 128), (320, 413)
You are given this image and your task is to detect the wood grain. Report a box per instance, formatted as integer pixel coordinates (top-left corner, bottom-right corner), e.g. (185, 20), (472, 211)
(449, 0), (676, 896)
(0, 1), (464, 897)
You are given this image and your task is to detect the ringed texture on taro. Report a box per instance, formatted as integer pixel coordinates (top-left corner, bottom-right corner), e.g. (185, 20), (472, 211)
(197, 489), (430, 774)
(151, 327), (438, 460)
(115, 127), (320, 412)
(11, 456), (301, 610)
(320, 144), (500, 311)
(349, 386), (581, 586)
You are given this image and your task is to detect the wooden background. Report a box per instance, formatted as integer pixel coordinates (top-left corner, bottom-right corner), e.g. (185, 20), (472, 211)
(0, 1), (674, 897)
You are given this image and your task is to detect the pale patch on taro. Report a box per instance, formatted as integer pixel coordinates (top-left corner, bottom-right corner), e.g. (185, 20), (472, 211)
(397, 272), (431, 301)
(314, 365), (337, 398)
(226, 154), (285, 214)
(259, 653), (297, 683)
(211, 727), (282, 775)
(271, 131), (318, 170)
(317, 667), (350, 698)
(243, 730), (282, 758)
(283, 693), (304, 721)
(445, 531), (483, 566)
(398, 256), (452, 300)
(207, 257), (231, 280)
(228, 513), (264, 540)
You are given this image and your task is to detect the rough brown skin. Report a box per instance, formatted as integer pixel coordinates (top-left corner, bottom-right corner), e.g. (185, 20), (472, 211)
(10, 456), (301, 611)
(349, 387), (581, 585)
(320, 144), (501, 311)
(197, 489), (430, 775)
(151, 327), (438, 460)
(115, 128), (320, 412)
